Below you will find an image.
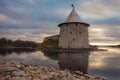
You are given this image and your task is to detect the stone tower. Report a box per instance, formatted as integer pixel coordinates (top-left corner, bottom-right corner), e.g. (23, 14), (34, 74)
(58, 5), (90, 48)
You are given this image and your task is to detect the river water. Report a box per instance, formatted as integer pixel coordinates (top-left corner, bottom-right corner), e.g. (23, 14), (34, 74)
(0, 47), (120, 80)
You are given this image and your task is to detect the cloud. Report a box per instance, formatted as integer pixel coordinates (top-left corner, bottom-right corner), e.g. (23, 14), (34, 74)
(0, 0), (119, 44)
(89, 47), (120, 70)
(76, 0), (120, 19)
(0, 13), (12, 21)
(0, 28), (58, 42)
(89, 24), (120, 44)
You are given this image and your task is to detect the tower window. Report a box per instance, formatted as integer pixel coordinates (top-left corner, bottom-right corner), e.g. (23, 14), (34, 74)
(72, 60), (74, 63)
(70, 31), (72, 34)
(76, 23), (78, 26)
(73, 38), (75, 41)
(79, 31), (81, 34)
(68, 45), (70, 48)
(66, 24), (68, 26)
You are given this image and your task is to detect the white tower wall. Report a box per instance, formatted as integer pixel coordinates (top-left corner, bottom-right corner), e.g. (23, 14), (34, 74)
(59, 23), (89, 48)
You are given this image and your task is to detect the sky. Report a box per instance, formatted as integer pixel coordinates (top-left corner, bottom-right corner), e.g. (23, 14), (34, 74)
(0, 0), (120, 45)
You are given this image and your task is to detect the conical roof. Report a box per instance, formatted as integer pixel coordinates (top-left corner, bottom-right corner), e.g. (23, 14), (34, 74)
(58, 5), (90, 27)
(65, 8), (83, 22)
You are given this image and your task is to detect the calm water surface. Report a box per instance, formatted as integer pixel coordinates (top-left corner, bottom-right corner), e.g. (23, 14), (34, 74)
(0, 47), (120, 80)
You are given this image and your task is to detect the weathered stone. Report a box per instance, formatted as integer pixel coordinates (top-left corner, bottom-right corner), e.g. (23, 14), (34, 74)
(49, 75), (58, 80)
(0, 68), (4, 74)
(0, 61), (107, 80)
(80, 76), (85, 80)
(29, 70), (34, 73)
(32, 78), (40, 80)
(19, 65), (25, 70)
(12, 71), (25, 77)
(24, 64), (29, 67)
(87, 75), (96, 79)
(15, 64), (21, 68)
(33, 74), (41, 78)
(4, 67), (16, 72)
(5, 75), (11, 80)
(67, 75), (76, 80)
(10, 77), (26, 80)
(49, 68), (56, 72)
(0, 77), (5, 80)
(24, 76), (32, 80)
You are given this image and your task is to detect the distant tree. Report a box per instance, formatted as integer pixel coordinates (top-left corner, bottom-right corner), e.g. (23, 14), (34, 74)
(0, 38), (7, 47)
(0, 37), (38, 48)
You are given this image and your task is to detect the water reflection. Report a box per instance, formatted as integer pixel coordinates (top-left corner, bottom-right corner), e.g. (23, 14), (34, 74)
(58, 51), (90, 74)
(88, 47), (120, 80)
(0, 47), (120, 80)
(0, 48), (58, 68)
(41, 50), (90, 73)
(0, 48), (36, 56)
(42, 51), (59, 60)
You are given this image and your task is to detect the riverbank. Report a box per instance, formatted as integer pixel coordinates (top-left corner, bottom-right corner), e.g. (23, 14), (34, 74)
(0, 60), (107, 80)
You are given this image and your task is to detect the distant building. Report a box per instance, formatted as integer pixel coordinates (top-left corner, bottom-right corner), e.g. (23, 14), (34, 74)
(44, 35), (59, 42)
(58, 5), (90, 48)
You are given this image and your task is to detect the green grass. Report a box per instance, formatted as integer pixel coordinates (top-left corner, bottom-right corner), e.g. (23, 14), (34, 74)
(38, 39), (59, 48)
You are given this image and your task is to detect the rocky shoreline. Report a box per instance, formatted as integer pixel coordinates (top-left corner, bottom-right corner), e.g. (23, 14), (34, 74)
(0, 60), (107, 80)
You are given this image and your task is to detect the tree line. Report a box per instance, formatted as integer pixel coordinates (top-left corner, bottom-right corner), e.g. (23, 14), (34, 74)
(0, 37), (38, 48)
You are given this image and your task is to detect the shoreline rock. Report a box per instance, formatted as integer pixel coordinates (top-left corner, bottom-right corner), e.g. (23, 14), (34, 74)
(0, 60), (107, 80)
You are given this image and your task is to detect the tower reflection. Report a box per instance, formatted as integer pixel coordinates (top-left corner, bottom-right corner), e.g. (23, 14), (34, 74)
(58, 51), (90, 74)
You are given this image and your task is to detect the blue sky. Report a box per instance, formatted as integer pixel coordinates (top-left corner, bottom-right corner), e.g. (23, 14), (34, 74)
(0, 0), (120, 45)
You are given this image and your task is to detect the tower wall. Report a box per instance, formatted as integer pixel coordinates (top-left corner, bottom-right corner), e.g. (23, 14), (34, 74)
(59, 23), (89, 48)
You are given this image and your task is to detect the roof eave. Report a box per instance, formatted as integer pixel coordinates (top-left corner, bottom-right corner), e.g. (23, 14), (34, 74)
(58, 22), (90, 27)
